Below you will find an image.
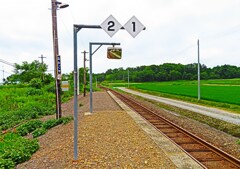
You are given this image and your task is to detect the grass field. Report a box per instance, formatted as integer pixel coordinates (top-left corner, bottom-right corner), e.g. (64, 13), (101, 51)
(131, 80), (240, 105)
(108, 78), (240, 112)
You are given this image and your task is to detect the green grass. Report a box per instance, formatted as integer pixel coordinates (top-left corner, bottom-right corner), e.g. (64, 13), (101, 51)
(0, 84), (74, 169)
(0, 132), (39, 168)
(0, 85), (56, 132)
(131, 82), (240, 105)
(107, 78), (240, 113)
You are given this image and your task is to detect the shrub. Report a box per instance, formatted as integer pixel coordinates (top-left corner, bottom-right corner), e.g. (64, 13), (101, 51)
(16, 120), (43, 136)
(44, 83), (55, 93)
(26, 88), (43, 96)
(0, 133), (39, 166)
(29, 78), (42, 89)
(42, 119), (60, 130)
(32, 128), (47, 138)
(2, 149), (31, 164)
(0, 158), (15, 169)
(237, 139), (240, 145)
(59, 116), (73, 124)
(32, 117), (73, 138)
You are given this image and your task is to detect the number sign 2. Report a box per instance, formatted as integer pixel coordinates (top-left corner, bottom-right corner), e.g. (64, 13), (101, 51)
(100, 15), (122, 37)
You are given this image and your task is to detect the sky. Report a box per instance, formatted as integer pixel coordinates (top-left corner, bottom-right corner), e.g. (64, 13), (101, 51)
(0, 0), (240, 83)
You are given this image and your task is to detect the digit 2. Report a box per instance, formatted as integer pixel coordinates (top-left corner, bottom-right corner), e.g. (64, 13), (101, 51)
(108, 21), (115, 31)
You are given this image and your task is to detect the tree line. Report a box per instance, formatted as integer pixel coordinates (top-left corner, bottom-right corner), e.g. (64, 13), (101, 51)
(4, 61), (240, 86)
(95, 63), (240, 82)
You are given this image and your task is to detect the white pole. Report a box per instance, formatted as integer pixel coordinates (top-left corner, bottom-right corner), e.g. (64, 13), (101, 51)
(128, 69), (129, 88)
(197, 39), (200, 101)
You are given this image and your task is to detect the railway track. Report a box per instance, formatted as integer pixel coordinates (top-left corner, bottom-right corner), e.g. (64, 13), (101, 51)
(104, 87), (240, 169)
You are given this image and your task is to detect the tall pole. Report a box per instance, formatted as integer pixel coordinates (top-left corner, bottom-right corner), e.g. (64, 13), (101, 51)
(73, 26), (78, 161)
(51, 0), (62, 119)
(38, 54), (46, 81)
(89, 44), (93, 113)
(82, 50), (88, 97)
(197, 39), (200, 101)
(89, 42), (120, 113)
(77, 68), (79, 95)
(128, 69), (129, 88)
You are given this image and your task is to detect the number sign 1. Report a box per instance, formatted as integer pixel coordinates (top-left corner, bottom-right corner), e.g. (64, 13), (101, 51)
(123, 16), (145, 38)
(100, 15), (122, 37)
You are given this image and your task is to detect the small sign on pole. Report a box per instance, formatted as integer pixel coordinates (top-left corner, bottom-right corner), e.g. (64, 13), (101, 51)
(57, 55), (61, 80)
(62, 81), (69, 91)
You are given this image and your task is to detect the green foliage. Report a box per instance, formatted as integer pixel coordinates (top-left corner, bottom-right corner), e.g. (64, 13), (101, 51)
(32, 116), (73, 138)
(237, 139), (240, 145)
(43, 82), (55, 93)
(42, 119), (60, 130)
(26, 88), (44, 96)
(16, 120), (43, 136)
(0, 85), (55, 132)
(29, 78), (43, 89)
(32, 128), (47, 138)
(0, 133), (39, 167)
(0, 158), (15, 169)
(59, 116), (73, 124)
(96, 63), (240, 83)
(5, 60), (55, 85)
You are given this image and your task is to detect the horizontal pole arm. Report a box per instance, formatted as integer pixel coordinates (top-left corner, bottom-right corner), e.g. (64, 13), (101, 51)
(74, 24), (146, 32)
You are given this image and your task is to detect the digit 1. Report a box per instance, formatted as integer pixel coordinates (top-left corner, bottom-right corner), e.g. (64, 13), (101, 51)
(132, 22), (136, 32)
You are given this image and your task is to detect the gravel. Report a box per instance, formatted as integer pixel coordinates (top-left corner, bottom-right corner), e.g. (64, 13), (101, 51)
(118, 87), (240, 125)
(119, 89), (240, 159)
(16, 92), (176, 169)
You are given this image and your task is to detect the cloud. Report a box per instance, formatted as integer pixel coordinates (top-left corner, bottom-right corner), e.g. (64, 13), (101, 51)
(0, 0), (240, 83)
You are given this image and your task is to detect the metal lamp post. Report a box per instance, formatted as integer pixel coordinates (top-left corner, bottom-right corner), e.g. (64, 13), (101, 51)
(197, 39), (200, 101)
(51, 0), (69, 119)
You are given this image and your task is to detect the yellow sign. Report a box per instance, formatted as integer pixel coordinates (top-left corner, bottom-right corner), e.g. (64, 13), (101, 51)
(62, 81), (69, 91)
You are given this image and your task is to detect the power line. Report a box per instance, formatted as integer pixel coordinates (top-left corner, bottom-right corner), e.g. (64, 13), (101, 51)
(0, 59), (15, 67)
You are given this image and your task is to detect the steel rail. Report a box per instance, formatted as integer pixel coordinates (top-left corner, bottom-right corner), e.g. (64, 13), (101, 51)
(103, 87), (240, 168)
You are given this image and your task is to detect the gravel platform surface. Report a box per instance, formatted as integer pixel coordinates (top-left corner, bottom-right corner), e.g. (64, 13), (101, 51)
(17, 92), (176, 169)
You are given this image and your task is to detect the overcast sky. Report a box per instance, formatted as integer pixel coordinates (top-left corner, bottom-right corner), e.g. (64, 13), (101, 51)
(0, 0), (240, 82)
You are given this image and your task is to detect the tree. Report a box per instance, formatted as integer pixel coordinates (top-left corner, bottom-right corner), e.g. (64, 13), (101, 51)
(169, 70), (182, 80)
(6, 60), (53, 85)
(94, 63), (240, 83)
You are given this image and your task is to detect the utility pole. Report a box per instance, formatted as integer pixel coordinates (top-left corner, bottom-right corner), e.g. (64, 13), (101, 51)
(82, 50), (88, 97)
(51, 0), (62, 119)
(197, 39), (201, 101)
(128, 69), (129, 88)
(38, 54), (46, 81)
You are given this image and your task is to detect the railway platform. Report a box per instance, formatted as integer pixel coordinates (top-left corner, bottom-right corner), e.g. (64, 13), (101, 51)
(17, 91), (205, 168)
